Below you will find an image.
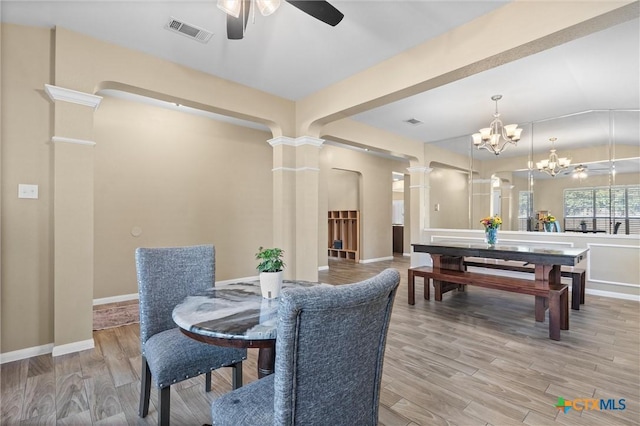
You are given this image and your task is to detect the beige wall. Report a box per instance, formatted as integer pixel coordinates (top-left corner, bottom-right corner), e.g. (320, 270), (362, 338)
(328, 169), (359, 211)
(429, 168), (469, 229)
(1, 25), (54, 352)
(93, 97), (273, 299)
(322, 145), (403, 262)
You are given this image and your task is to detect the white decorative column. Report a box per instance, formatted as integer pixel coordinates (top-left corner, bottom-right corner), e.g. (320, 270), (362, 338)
(407, 165), (432, 267)
(269, 136), (323, 282)
(45, 84), (102, 356)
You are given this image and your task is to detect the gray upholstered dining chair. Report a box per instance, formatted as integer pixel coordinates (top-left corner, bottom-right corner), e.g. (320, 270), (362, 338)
(135, 244), (246, 426)
(210, 268), (400, 426)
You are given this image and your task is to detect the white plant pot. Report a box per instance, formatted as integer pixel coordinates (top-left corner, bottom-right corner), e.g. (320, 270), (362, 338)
(259, 271), (283, 299)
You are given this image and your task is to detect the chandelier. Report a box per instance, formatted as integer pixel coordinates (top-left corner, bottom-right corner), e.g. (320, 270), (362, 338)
(536, 137), (571, 177)
(472, 95), (523, 155)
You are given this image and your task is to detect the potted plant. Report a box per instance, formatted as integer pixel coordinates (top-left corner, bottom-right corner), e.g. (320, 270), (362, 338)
(256, 247), (285, 299)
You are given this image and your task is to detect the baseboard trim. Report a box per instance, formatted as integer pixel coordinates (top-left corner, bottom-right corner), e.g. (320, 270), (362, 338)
(52, 338), (95, 357)
(360, 256), (394, 264)
(585, 288), (640, 302)
(93, 293), (139, 306)
(0, 343), (54, 364)
(318, 265), (329, 271)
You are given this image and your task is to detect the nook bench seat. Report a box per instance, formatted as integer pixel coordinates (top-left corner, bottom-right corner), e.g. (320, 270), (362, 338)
(408, 266), (569, 340)
(463, 258), (585, 310)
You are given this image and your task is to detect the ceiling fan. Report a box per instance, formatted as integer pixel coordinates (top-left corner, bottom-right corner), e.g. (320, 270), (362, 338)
(567, 164), (589, 179)
(562, 162), (611, 179)
(217, 0), (344, 40)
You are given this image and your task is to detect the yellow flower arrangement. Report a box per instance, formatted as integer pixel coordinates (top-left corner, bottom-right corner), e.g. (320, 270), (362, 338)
(480, 215), (502, 229)
(542, 214), (556, 223)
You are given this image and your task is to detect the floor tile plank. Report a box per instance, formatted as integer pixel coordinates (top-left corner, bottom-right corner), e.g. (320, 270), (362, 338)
(55, 372), (90, 421)
(21, 372), (55, 421)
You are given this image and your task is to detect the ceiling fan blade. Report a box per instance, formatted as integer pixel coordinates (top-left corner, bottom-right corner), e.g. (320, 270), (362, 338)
(227, 0), (252, 40)
(286, 0), (344, 26)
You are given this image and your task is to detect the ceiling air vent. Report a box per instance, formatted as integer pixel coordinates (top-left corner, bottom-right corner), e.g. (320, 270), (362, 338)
(165, 17), (213, 43)
(404, 118), (423, 126)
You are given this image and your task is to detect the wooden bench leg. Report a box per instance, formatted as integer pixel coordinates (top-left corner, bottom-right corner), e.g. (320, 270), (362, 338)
(561, 288), (569, 331)
(549, 287), (568, 341)
(423, 277), (430, 300)
(549, 291), (561, 341)
(408, 269), (415, 305)
(535, 296), (546, 322)
(571, 274), (581, 310)
(434, 280), (443, 301)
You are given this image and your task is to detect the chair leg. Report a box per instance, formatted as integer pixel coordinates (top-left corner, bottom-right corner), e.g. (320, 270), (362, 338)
(139, 356), (152, 418)
(232, 362), (243, 389)
(158, 386), (170, 426)
(205, 371), (212, 392)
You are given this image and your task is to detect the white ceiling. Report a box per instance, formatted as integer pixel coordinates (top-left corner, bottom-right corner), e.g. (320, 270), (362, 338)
(2, 1), (639, 161)
(1, 0), (508, 100)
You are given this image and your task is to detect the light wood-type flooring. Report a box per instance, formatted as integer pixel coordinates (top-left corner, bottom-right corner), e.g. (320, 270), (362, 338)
(2, 255), (639, 425)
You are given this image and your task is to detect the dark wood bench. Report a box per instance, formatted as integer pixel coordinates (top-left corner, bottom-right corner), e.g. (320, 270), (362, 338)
(408, 266), (569, 340)
(463, 259), (585, 310)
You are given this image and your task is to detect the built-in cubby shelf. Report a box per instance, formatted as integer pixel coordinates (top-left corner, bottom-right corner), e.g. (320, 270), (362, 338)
(328, 210), (360, 262)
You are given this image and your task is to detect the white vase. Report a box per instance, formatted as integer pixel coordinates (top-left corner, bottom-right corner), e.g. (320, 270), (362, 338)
(259, 271), (283, 299)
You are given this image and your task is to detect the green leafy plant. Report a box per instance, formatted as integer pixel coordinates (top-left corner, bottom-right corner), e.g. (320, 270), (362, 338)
(256, 247), (285, 273)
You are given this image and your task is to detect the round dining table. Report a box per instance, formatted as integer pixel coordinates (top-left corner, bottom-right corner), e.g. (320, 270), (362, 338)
(172, 280), (326, 378)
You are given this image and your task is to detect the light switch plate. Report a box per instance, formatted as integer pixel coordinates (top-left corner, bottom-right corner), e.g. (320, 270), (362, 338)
(18, 184), (38, 199)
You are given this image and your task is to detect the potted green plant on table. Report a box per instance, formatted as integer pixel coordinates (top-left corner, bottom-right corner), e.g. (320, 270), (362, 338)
(256, 247), (285, 299)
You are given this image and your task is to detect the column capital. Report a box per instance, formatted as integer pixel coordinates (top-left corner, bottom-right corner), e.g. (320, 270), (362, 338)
(268, 136), (324, 148)
(45, 84), (102, 109)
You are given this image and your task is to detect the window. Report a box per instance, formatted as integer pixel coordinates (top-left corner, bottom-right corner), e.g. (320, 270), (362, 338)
(564, 185), (640, 234)
(518, 191), (533, 231)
